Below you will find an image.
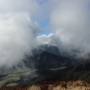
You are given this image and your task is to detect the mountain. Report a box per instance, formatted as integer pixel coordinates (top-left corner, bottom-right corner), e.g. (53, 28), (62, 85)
(0, 44), (90, 87)
(32, 45), (75, 79)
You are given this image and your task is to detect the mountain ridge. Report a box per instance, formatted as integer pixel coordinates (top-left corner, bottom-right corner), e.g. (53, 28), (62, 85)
(0, 44), (90, 87)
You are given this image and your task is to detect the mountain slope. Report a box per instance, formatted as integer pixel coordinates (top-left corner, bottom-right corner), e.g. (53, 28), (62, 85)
(0, 45), (90, 87)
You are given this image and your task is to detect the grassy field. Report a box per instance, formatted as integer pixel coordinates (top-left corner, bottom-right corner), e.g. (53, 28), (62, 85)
(0, 80), (90, 90)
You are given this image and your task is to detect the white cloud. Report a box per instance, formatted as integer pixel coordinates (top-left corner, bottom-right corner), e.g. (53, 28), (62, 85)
(0, 0), (39, 67)
(0, 0), (38, 13)
(37, 33), (53, 45)
(0, 0), (89, 67)
(0, 14), (39, 67)
(50, 0), (90, 57)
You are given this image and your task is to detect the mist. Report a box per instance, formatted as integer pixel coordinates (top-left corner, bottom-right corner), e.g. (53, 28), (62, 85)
(49, 0), (90, 58)
(0, 14), (37, 67)
(0, 0), (39, 67)
(0, 0), (90, 67)
(37, 0), (90, 58)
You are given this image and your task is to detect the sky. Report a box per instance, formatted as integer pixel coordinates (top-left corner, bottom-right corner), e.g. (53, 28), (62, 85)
(33, 0), (90, 58)
(33, 0), (51, 35)
(0, 0), (89, 67)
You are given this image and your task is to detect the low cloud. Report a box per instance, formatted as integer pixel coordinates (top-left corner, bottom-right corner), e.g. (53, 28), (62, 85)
(0, 0), (39, 67)
(0, 0), (90, 67)
(0, 14), (39, 67)
(49, 0), (90, 58)
(37, 33), (53, 45)
(0, 0), (38, 13)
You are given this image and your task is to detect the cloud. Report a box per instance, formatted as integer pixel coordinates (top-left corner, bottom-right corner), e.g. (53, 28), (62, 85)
(0, 0), (89, 67)
(37, 33), (53, 45)
(0, 0), (40, 67)
(49, 0), (90, 58)
(0, 0), (38, 13)
(0, 14), (39, 67)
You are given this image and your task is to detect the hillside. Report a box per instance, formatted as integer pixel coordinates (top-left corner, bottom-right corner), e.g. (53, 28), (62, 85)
(0, 45), (90, 87)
